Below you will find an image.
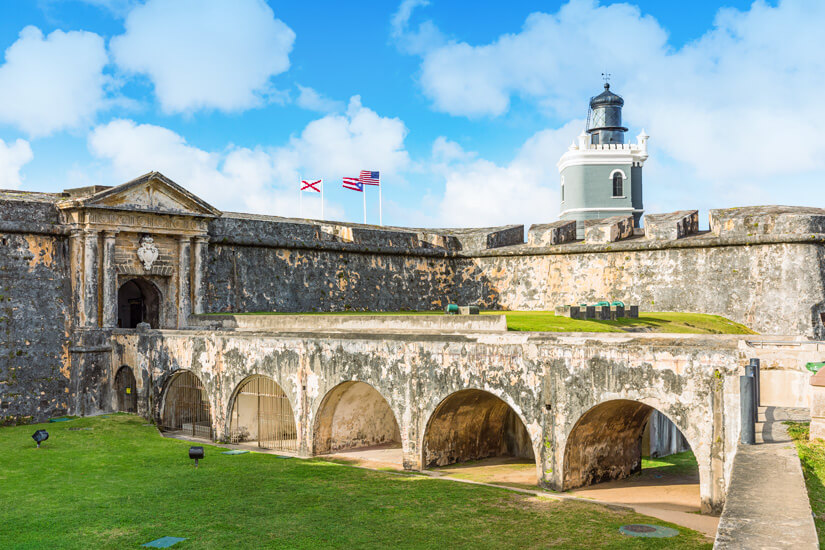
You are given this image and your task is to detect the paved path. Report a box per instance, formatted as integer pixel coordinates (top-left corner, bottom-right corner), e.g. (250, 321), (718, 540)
(714, 407), (818, 549)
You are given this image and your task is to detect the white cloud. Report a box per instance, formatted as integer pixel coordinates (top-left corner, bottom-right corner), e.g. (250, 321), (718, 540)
(87, 97), (409, 220)
(390, 0), (445, 54)
(110, 0), (295, 113)
(433, 120), (580, 227)
(295, 85), (344, 113)
(0, 138), (34, 189)
(398, 0), (825, 213)
(51, 0), (139, 17)
(0, 26), (108, 136)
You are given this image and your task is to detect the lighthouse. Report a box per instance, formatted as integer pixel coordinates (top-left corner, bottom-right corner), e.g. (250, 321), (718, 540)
(558, 82), (648, 238)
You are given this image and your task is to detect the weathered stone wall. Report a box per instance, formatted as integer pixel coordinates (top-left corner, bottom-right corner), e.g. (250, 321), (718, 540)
(0, 197), (73, 423)
(460, 239), (825, 338)
(205, 215), (463, 313)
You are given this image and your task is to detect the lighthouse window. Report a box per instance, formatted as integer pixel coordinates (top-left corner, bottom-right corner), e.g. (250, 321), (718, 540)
(612, 173), (623, 197)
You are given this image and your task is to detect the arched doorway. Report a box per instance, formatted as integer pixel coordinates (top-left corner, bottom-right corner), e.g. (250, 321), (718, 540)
(423, 389), (534, 468)
(160, 371), (212, 439)
(117, 278), (160, 328)
(313, 381), (400, 455)
(228, 375), (297, 451)
(114, 366), (137, 413)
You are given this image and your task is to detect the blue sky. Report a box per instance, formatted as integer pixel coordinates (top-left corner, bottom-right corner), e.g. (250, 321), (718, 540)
(0, 0), (820, 228)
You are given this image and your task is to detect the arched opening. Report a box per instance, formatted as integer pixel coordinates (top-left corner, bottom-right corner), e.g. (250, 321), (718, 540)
(423, 389), (534, 468)
(159, 371), (212, 440)
(117, 278), (160, 329)
(563, 399), (701, 514)
(313, 381), (401, 456)
(114, 366), (137, 413)
(228, 375), (297, 452)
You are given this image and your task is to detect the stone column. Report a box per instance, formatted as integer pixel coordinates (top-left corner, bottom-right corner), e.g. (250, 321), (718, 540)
(69, 229), (85, 326)
(83, 229), (100, 327)
(178, 236), (191, 328)
(101, 231), (118, 328)
(192, 236), (208, 315)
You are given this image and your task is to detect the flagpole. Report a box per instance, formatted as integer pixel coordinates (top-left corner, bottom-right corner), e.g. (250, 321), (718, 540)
(321, 179), (325, 220)
(379, 183), (383, 226)
(298, 177), (302, 218)
(362, 186), (366, 224)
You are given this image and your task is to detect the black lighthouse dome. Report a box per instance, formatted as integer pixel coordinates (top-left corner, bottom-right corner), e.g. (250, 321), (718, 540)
(586, 82), (628, 144)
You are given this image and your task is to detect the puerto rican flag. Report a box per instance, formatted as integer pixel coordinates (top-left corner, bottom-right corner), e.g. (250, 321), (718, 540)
(342, 176), (363, 192)
(359, 170), (380, 186)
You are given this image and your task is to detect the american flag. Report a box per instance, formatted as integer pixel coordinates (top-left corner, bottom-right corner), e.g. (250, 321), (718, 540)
(342, 177), (363, 192)
(359, 170), (380, 186)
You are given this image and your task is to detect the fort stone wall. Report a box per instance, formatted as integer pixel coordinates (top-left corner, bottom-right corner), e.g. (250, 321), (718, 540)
(0, 194), (73, 424)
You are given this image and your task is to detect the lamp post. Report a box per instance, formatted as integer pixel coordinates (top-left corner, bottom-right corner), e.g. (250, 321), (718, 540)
(189, 446), (204, 468)
(32, 430), (49, 448)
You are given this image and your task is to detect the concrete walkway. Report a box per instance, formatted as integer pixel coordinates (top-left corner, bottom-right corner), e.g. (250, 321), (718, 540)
(714, 407), (818, 549)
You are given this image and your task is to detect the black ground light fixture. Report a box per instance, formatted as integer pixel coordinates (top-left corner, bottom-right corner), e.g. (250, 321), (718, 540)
(32, 429), (49, 448)
(189, 446), (204, 468)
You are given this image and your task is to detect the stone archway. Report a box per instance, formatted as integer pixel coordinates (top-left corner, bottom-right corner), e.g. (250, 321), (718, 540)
(117, 278), (160, 328)
(562, 399), (696, 490)
(114, 366), (137, 413)
(423, 389), (534, 468)
(313, 381), (401, 455)
(159, 370), (212, 440)
(228, 375), (297, 452)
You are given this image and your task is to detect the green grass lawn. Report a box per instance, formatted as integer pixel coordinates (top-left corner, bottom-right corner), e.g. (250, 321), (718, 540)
(641, 451), (699, 476)
(0, 415), (712, 549)
(209, 310), (754, 334)
(786, 421), (825, 546)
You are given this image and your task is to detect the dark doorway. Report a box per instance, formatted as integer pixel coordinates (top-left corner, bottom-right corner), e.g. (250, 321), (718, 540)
(117, 278), (160, 328)
(114, 366), (137, 413)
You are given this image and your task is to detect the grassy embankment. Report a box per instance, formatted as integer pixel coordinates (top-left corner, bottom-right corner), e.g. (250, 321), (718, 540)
(786, 422), (825, 546)
(214, 310), (755, 335)
(0, 415), (712, 549)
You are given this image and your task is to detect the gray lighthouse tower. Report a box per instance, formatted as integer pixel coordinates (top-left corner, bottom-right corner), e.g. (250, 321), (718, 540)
(558, 83), (648, 237)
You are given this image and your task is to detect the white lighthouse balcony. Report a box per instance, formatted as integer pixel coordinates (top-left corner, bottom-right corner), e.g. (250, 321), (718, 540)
(557, 130), (649, 173)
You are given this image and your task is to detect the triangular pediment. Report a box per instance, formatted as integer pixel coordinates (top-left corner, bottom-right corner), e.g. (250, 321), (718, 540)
(62, 172), (220, 217)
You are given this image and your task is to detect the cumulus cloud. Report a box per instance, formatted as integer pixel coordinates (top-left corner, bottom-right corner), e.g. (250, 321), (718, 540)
(295, 85), (344, 113)
(0, 26), (108, 136)
(110, 0), (295, 113)
(87, 97), (409, 219)
(397, 0), (825, 215)
(0, 138), (34, 189)
(433, 120), (581, 227)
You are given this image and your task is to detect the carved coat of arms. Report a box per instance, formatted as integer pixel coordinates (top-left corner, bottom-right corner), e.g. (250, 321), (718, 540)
(137, 235), (159, 271)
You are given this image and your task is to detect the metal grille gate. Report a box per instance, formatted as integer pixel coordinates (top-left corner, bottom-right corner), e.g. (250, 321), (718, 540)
(229, 375), (297, 452)
(160, 371), (213, 439)
(114, 366), (137, 413)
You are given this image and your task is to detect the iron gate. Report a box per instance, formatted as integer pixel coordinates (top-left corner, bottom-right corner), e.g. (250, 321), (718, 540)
(114, 366), (137, 413)
(160, 371), (213, 439)
(229, 375), (297, 451)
